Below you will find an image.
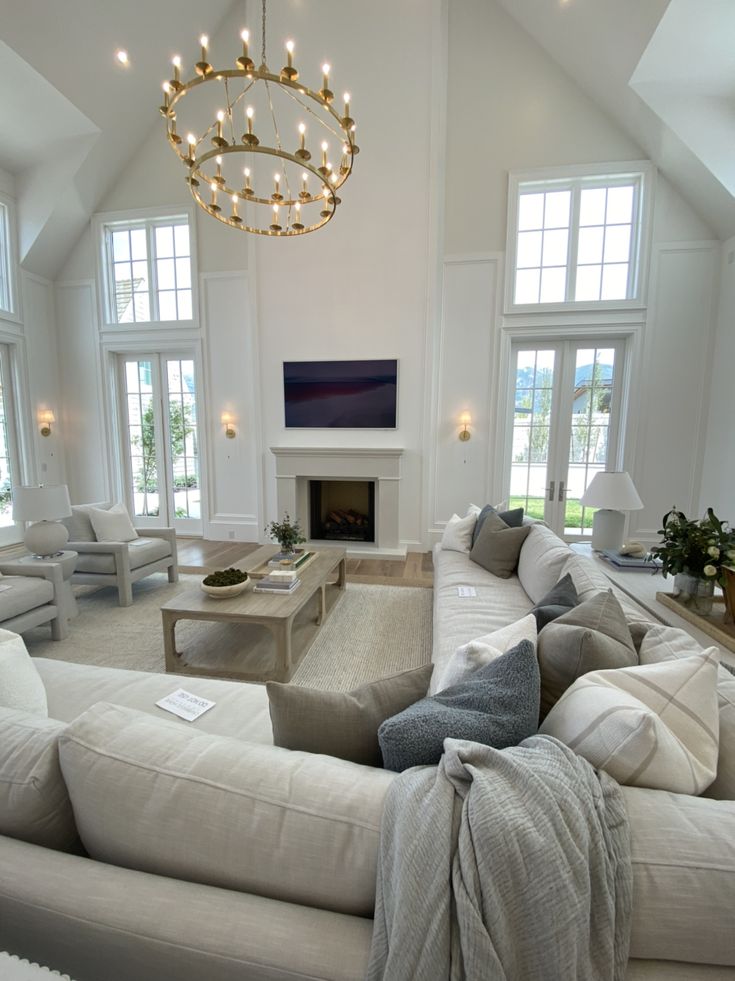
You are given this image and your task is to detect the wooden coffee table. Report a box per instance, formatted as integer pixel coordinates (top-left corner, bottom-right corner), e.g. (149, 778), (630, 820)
(161, 546), (346, 683)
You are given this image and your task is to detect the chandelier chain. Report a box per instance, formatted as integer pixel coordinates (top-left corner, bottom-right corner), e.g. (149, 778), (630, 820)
(261, 0), (267, 67)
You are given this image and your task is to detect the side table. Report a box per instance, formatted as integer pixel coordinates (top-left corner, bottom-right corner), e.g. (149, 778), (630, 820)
(4, 550), (79, 623)
(571, 543), (735, 668)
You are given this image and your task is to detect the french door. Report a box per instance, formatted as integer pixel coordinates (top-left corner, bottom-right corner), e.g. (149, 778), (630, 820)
(507, 338), (625, 539)
(118, 354), (201, 535)
(0, 345), (22, 545)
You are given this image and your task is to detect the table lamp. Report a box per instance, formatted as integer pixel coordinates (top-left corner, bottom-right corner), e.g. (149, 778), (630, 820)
(12, 484), (72, 557)
(579, 471), (643, 551)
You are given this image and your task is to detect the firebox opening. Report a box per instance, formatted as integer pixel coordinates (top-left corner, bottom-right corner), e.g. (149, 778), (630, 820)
(309, 479), (376, 543)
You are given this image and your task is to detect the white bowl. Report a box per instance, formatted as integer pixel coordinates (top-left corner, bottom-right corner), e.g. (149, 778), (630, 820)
(200, 579), (248, 598)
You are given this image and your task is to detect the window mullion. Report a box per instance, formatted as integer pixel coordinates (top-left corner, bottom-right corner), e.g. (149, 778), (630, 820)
(566, 183), (582, 303)
(147, 223), (159, 322)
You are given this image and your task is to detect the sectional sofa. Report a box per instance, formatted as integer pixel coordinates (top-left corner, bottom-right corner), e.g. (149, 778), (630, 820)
(0, 521), (734, 980)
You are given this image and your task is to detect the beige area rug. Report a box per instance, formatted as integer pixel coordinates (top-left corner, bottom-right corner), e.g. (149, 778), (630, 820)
(23, 574), (433, 691)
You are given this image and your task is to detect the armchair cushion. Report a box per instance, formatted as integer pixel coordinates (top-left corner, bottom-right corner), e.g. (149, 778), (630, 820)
(88, 502), (138, 544)
(63, 502), (111, 543)
(0, 577), (54, 620)
(74, 537), (172, 576)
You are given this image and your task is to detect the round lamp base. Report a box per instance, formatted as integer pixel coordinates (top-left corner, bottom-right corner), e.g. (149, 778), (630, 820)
(590, 509), (625, 552)
(24, 520), (69, 559)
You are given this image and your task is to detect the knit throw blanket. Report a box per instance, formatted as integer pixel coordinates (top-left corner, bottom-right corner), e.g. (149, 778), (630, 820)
(366, 735), (632, 981)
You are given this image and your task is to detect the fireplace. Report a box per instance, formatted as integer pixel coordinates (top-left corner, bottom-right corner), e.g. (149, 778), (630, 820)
(309, 480), (376, 543)
(271, 447), (404, 558)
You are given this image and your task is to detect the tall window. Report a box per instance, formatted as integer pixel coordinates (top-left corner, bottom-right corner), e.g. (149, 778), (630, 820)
(101, 215), (193, 325)
(0, 345), (23, 544)
(0, 202), (12, 315)
(507, 165), (651, 310)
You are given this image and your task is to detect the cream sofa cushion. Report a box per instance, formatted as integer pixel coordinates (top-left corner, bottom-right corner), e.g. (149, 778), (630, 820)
(59, 702), (394, 916)
(0, 629), (47, 715)
(440, 511), (477, 552)
(0, 708), (78, 851)
(517, 523), (573, 603)
(436, 613), (537, 690)
(63, 502), (110, 542)
(624, 786), (735, 966)
(541, 649), (720, 794)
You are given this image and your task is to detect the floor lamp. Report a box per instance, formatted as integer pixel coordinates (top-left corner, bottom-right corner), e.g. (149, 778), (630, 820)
(579, 471), (643, 551)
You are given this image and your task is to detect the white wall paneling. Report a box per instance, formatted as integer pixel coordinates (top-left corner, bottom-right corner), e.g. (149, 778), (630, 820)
(54, 280), (111, 504)
(630, 242), (719, 540)
(429, 255), (501, 535)
(201, 271), (260, 541)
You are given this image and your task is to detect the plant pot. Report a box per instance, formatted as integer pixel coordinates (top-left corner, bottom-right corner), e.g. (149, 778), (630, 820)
(672, 572), (715, 616)
(723, 566), (735, 626)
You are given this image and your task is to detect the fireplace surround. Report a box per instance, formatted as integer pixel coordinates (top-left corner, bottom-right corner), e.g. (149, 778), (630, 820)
(270, 447), (404, 559)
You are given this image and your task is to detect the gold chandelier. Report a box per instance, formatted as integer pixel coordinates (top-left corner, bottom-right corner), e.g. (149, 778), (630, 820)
(159, 0), (358, 237)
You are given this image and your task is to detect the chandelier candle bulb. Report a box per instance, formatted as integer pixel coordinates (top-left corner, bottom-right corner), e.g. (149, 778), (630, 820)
(214, 110), (228, 147)
(171, 55), (182, 88)
(243, 167), (253, 195)
(292, 201), (304, 230)
(300, 172), (309, 198)
(241, 30), (249, 58)
(231, 194), (242, 222)
(342, 93), (354, 128)
(243, 105), (259, 145)
(270, 203), (281, 232)
(186, 133), (196, 164)
(282, 39), (298, 80)
(286, 40), (294, 67)
(196, 35), (212, 76)
(160, 82), (171, 114)
(209, 182), (220, 211)
(272, 173), (283, 201)
(320, 63), (333, 101)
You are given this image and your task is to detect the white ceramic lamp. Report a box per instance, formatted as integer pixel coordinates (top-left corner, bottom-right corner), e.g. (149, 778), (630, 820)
(579, 471), (643, 551)
(12, 484), (72, 558)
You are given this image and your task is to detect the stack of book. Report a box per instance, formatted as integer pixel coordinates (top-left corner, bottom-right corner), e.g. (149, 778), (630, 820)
(253, 569), (301, 595)
(600, 549), (662, 570)
(267, 550), (313, 571)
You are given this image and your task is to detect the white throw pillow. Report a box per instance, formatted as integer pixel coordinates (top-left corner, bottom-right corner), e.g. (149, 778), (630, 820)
(88, 502), (139, 543)
(0, 629), (47, 715)
(541, 648), (720, 795)
(440, 511), (477, 553)
(437, 614), (538, 690)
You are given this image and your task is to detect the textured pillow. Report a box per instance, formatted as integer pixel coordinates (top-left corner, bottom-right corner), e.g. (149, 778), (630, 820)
(440, 511), (477, 552)
(436, 613), (537, 691)
(88, 502), (138, 543)
(0, 629), (47, 715)
(378, 640), (540, 771)
(267, 664), (433, 766)
(537, 589), (637, 718)
(0, 708), (79, 850)
(471, 504), (524, 548)
(540, 649), (720, 795)
(469, 511), (531, 578)
(529, 572), (579, 629)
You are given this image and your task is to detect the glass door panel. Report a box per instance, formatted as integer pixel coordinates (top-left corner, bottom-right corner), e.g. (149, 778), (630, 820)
(563, 344), (620, 537)
(509, 348), (558, 523)
(166, 358), (200, 522)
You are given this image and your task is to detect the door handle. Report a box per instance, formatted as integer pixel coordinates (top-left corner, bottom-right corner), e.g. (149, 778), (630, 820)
(546, 481), (555, 502)
(558, 480), (566, 502)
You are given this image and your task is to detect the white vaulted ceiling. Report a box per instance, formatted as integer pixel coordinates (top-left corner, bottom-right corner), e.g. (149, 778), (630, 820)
(0, 0), (235, 279)
(0, 0), (734, 283)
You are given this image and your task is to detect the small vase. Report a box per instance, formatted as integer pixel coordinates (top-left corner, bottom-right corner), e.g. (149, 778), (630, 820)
(722, 566), (735, 626)
(672, 572), (715, 616)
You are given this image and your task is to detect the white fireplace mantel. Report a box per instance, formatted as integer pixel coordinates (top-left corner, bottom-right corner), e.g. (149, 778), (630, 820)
(270, 446), (405, 559)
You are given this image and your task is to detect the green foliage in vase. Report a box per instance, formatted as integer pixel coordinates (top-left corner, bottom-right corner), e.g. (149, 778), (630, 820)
(650, 508), (735, 585)
(266, 512), (306, 552)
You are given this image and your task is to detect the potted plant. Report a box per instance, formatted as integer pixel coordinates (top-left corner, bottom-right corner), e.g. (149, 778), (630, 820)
(266, 513), (306, 556)
(650, 507), (735, 616)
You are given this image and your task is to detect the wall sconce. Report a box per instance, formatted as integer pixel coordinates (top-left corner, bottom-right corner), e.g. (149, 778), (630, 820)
(458, 411), (471, 442)
(38, 410), (55, 438)
(221, 412), (236, 439)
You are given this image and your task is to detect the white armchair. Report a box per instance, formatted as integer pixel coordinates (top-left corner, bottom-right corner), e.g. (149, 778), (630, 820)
(0, 561), (67, 639)
(62, 503), (178, 607)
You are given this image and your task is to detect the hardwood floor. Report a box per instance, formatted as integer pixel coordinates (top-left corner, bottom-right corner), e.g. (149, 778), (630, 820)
(177, 539), (434, 587)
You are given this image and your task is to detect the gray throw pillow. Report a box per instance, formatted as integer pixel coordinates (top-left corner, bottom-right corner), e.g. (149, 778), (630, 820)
(537, 589), (637, 719)
(471, 504), (524, 548)
(469, 511), (531, 578)
(530, 572), (579, 629)
(267, 664), (433, 767)
(378, 640), (540, 772)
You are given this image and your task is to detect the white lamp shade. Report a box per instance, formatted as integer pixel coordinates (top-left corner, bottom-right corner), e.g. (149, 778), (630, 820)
(12, 484), (72, 522)
(579, 471), (643, 511)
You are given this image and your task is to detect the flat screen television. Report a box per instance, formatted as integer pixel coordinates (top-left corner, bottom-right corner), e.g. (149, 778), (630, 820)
(283, 359), (398, 429)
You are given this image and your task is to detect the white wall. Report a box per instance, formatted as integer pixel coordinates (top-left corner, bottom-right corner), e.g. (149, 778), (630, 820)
(699, 235), (735, 522)
(46, 0), (725, 550)
(428, 0), (720, 543)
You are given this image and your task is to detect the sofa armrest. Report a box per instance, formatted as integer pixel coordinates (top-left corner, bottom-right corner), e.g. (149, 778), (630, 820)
(66, 540), (129, 557)
(0, 561), (65, 601)
(139, 527), (176, 545)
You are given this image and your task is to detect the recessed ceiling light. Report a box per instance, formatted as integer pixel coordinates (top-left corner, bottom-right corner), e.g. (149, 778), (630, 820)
(116, 49), (130, 66)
